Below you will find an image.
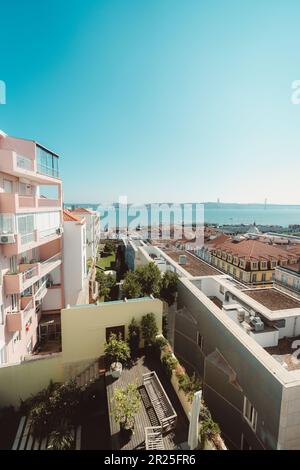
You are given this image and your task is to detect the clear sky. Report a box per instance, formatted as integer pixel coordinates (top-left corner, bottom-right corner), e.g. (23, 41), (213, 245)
(1, 0), (300, 204)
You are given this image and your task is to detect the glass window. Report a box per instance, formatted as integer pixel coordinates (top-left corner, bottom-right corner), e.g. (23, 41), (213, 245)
(243, 397), (258, 431)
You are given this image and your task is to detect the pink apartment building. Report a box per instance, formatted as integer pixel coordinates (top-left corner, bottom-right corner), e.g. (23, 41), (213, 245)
(0, 130), (63, 365)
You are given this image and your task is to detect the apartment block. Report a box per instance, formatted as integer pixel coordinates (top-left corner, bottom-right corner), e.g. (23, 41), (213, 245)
(63, 210), (88, 307)
(0, 131), (63, 365)
(125, 239), (300, 449)
(196, 237), (299, 286)
(72, 208), (100, 261)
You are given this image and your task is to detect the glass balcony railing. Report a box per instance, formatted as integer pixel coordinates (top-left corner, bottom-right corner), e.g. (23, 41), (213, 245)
(16, 154), (34, 171)
(37, 163), (59, 179)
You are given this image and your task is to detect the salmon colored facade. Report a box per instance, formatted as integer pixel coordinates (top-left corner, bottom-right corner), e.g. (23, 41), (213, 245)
(0, 130), (63, 364)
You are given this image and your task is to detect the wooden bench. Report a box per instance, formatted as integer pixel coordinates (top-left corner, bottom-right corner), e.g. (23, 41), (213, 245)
(145, 426), (164, 450)
(12, 416), (81, 450)
(143, 371), (177, 433)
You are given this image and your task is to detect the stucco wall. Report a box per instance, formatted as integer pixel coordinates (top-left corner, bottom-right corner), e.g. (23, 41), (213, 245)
(0, 297), (163, 408)
(61, 297), (163, 365)
(0, 354), (63, 407)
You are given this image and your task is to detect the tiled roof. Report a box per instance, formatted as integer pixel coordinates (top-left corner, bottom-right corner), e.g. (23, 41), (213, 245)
(72, 207), (94, 215)
(207, 238), (298, 262)
(63, 209), (85, 223)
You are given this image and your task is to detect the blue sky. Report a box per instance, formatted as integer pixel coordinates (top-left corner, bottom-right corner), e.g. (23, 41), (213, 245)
(1, 0), (300, 204)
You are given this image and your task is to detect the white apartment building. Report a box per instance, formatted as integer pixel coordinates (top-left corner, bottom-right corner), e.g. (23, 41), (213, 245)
(72, 208), (100, 261)
(0, 130), (63, 365)
(63, 209), (88, 306)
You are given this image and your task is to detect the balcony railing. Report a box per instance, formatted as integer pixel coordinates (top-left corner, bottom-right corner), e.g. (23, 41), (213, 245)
(23, 299), (34, 320)
(16, 155), (34, 171)
(34, 280), (47, 300)
(22, 266), (39, 284)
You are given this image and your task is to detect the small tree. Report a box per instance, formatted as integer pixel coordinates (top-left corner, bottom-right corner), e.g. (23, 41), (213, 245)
(141, 313), (158, 347)
(160, 271), (178, 306)
(112, 383), (141, 431)
(122, 272), (142, 299)
(135, 263), (162, 297)
(104, 240), (115, 254)
(96, 270), (110, 299)
(128, 318), (140, 358)
(104, 333), (131, 364)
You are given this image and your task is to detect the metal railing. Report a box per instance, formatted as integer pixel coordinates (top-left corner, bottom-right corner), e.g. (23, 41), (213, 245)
(34, 280), (47, 300)
(22, 299), (34, 320)
(22, 266), (38, 283)
(39, 227), (59, 239)
(41, 252), (61, 266)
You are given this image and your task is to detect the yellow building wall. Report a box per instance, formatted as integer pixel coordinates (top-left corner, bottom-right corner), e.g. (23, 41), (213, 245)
(0, 297), (163, 408)
(0, 354), (63, 407)
(61, 297), (163, 365)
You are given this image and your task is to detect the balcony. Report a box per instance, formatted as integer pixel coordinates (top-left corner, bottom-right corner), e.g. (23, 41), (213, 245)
(6, 298), (34, 333)
(1, 229), (62, 256)
(0, 193), (60, 213)
(0, 149), (61, 184)
(3, 253), (62, 294)
(4, 264), (40, 294)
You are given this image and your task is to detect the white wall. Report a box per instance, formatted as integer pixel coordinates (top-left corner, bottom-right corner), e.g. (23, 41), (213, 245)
(63, 220), (86, 307)
(42, 286), (62, 310)
(250, 329), (279, 348)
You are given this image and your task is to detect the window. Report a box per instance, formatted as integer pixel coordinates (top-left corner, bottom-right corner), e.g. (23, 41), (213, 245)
(10, 256), (17, 273)
(11, 294), (18, 312)
(0, 304), (4, 324)
(262, 273), (266, 283)
(197, 332), (203, 350)
(252, 273), (257, 283)
(243, 397), (257, 431)
(0, 214), (15, 233)
(17, 214), (35, 235)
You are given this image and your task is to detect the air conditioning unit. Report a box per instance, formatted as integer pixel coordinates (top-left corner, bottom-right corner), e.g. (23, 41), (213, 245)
(251, 316), (264, 332)
(0, 234), (15, 244)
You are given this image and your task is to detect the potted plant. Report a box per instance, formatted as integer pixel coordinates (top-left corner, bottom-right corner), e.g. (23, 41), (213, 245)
(104, 333), (131, 378)
(112, 383), (141, 435)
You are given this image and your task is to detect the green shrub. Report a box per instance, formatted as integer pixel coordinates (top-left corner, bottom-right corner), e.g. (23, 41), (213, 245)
(154, 335), (169, 350)
(161, 351), (178, 378)
(47, 425), (75, 450)
(178, 372), (202, 402)
(141, 313), (158, 346)
(128, 318), (140, 358)
(104, 333), (131, 364)
(28, 380), (81, 438)
(199, 405), (220, 448)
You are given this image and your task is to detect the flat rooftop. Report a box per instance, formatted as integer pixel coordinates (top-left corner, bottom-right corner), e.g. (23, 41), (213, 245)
(163, 248), (221, 277)
(265, 337), (300, 371)
(245, 288), (300, 311)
